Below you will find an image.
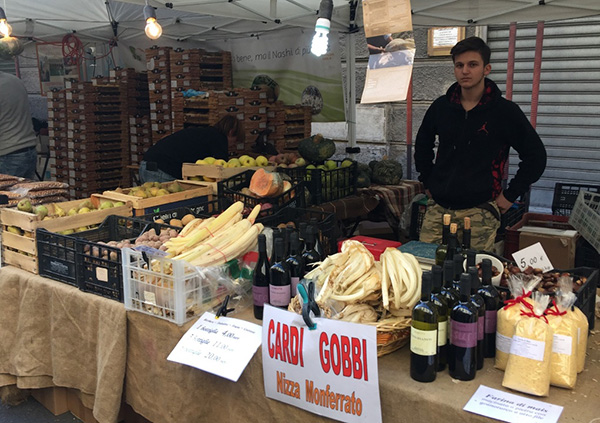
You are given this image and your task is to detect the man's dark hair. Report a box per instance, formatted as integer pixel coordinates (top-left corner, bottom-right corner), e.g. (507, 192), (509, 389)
(213, 115), (242, 141)
(450, 36), (491, 66)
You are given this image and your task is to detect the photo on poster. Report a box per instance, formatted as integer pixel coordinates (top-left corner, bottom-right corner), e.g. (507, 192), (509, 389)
(36, 43), (80, 96)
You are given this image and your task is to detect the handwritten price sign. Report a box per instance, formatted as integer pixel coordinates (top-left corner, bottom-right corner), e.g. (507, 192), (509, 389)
(512, 242), (554, 273)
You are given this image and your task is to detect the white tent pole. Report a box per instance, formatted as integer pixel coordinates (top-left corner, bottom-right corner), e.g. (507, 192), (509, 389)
(346, 30), (356, 150)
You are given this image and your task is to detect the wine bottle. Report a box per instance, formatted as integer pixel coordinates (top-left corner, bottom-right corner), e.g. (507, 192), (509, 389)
(435, 214), (451, 266)
(449, 273), (478, 381)
(462, 217), (472, 251)
(269, 238), (291, 308)
(465, 249), (477, 269)
(452, 253), (464, 293)
(410, 271), (438, 382)
(271, 228), (282, 262)
(252, 234), (270, 320)
(441, 260), (459, 358)
(309, 218), (324, 259)
(285, 232), (304, 297)
(446, 223), (459, 262)
(298, 221), (307, 251)
(478, 258), (500, 358)
(468, 266), (486, 370)
(430, 265), (448, 371)
(302, 226), (321, 271)
(283, 225), (294, 257)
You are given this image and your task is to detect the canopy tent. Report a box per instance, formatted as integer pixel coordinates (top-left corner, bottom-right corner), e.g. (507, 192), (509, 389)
(5, 0), (600, 148)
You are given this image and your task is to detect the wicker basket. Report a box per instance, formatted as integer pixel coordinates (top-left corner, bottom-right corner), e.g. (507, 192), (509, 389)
(370, 317), (412, 357)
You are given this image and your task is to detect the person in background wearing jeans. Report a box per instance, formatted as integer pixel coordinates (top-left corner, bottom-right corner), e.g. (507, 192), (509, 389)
(139, 115), (242, 183)
(414, 37), (547, 251)
(0, 72), (38, 179)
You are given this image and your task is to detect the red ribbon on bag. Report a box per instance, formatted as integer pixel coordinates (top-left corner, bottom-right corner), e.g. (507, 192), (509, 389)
(544, 299), (567, 317)
(519, 308), (549, 324)
(503, 289), (534, 312)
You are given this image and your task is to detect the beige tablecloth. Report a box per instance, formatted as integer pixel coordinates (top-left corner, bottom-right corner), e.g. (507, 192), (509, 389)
(126, 307), (600, 423)
(0, 266), (127, 423)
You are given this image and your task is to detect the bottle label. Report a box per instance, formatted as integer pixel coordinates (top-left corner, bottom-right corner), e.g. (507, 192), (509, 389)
(509, 335), (546, 362)
(291, 277), (300, 297)
(438, 320), (447, 346)
(269, 284), (291, 307)
(410, 326), (437, 356)
(451, 320), (477, 348)
(252, 285), (269, 307)
(552, 334), (573, 355)
(477, 315), (484, 340)
(485, 310), (497, 334)
(496, 332), (511, 354)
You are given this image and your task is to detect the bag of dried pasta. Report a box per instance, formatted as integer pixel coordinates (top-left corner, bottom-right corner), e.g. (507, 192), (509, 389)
(545, 287), (577, 389)
(557, 275), (589, 373)
(495, 273), (541, 370)
(503, 292), (553, 396)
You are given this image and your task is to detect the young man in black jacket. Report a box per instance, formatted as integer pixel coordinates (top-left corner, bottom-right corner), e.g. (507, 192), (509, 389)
(414, 36), (547, 251)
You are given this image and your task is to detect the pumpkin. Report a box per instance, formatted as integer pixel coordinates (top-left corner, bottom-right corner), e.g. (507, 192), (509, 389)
(249, 168), (283, 197)
(297, 133), (336, 163)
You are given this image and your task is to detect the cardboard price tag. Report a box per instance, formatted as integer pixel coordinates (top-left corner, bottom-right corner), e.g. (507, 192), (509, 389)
(512, 242), (554, 272)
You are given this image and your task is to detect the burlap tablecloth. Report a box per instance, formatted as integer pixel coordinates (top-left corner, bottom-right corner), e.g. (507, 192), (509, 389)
(126, 307), (600, 423)
(0, 266), (127, 423)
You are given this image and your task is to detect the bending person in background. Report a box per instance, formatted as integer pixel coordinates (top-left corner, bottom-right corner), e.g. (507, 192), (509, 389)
(140, 115), (242, 183)
(414, 36), (547, 252)
(0, 72), (38, 179)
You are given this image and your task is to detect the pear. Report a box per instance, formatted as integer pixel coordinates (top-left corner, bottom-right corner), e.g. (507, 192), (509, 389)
(7, 226), (23, 235)
(153, 182), (162, 188)
(79, 199), (93, 210)
(99, 201), (114, 210)
(156, 188), (170, 196)
(167, 182), (183, 193)
(142, 181), (155, 189)
(149, 187), (160, 197)
(76, 226), (89, 232)
(54, 204), (66, 217)
(113, 201), (125, 207)
(35, 205), (48, 219)
(60, 229), (75, 235)
(67, 208), (78, 216)
(78, 207), (91, 214)
(17, 199), (33, 213)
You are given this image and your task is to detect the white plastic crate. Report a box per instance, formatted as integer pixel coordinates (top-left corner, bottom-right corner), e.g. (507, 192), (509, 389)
(122, 248), (234, 325)
(569, 190), (600, 254)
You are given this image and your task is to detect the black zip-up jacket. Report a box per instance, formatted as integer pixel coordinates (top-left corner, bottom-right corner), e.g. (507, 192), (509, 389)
(414, 78), (547, 210)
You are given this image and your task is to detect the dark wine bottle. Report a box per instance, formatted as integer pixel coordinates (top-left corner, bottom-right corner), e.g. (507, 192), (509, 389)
(298, 221), (307, 251)
(441, 260), (459, 358)
(283, 225), (294, 257)
(269, 238), (291, 308)
(448, 273), (478, 381)
(465, 249), (477, 269)
(478, 258), (500, 358)
(468, 266), (486, 370)
(410, 271), (438, 382)
(435, 214), (451, 266)
(302, 226), (321, 271)
(285, 232), (304, 297)
(430, 265), (448, 371)
(252, 234), (270, 320)
(452, 253), (464, 293)
(446, 223), (459, 262)
(309, 218), (324, 259)
(462, 217), (472, 252)
(271, 228), (282, 262)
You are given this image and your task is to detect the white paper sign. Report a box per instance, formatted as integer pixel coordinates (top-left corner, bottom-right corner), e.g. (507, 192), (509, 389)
(167, 312), (262, 382)
(512, 242), (554, 272)
(262, 305), (381, 423)
(464, 385), (563, 423)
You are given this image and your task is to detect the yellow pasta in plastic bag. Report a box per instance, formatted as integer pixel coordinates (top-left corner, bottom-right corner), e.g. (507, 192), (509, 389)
(503, 293), (553, 397)
(572, 306), (588, 373)
(495, 274), (540, 371)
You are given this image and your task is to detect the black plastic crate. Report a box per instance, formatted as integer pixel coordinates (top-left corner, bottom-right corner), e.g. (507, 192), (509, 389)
(257, 207), (339, 256)
(217, 169), (305, 216)
(409, 198), (427, 240)
(37, 229), (78, 287)
(552, 183), (600, 216)
(140, 198), (222, 223)
(575, 238), (600, 270)
(498, 200), (527, 235)
(282, 160), (358, 205)
(75, 215), (152, 302)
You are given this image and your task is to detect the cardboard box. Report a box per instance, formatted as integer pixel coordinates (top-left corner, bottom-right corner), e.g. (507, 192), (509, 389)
(31, 387), (69, 416)
(518, 226), (579, 269)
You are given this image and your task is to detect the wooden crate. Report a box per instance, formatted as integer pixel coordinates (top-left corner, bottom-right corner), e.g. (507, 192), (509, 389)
(1, 197), (133, 274)
(99, 180), (213, 216)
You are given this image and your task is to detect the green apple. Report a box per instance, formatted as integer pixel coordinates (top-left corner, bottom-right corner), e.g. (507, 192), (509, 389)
(295, 157), (306, 167)
(341, 159), (353, 168)
(228, 158), (242, 167)
(213, 159), (227, 167)
(239, 154), (251, 163)
(195, 159), (208, 165)
(240, 156), (256, 167)
(255, 155), (268, 166)
(325, 160), (337, 171)
(204, 157), (216, 164)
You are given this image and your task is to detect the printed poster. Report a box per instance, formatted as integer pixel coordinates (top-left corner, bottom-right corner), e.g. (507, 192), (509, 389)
(262, 305), (381, 423)
(361, 0), (415, 103)
(227, 28), (345, 122)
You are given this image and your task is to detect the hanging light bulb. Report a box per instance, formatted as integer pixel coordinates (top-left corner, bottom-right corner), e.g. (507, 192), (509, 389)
(311, 18), (330, 57)
(0, 7), (12, 38)
(144, 4), (162, 40)
(311, 0), (333, 57)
